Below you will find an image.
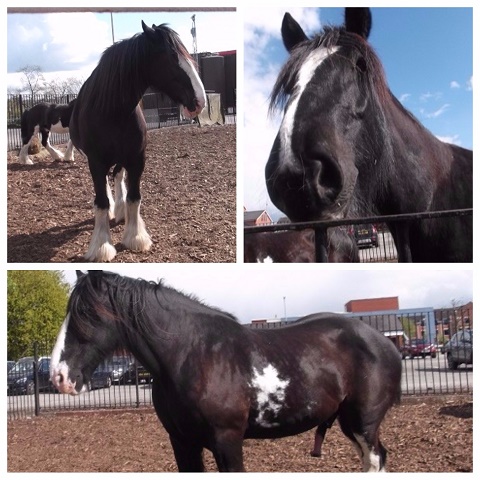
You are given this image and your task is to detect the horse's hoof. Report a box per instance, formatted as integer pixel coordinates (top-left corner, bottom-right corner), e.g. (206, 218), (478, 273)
(310, 451), (321, 458)
(84, 243), (117, 262)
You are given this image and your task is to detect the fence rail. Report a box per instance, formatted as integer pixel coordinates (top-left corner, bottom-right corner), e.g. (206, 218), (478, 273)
(7, 309), (472, 419)
(244, 208), (473, 263)
(7, 93), (236, 151)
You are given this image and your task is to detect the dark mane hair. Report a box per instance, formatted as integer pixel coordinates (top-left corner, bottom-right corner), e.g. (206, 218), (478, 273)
(80, 24), (194, 115)
(269, 25), (389, 113)
(67, 271), (238, 342)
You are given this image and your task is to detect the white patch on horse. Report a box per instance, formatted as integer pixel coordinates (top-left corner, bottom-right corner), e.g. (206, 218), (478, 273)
(113, 168), (127, 222)
(279, 46), (339, 167)
(49, 314), (76, 394)
(178, 56), (206, 118)
(257, 255), (274, 263)
(45, 137), (64, 160)
(49, 120), (69, 135)
(353, 433), (383, 472)
(251, 364), (289, 427)
(63, 139), (75, 162)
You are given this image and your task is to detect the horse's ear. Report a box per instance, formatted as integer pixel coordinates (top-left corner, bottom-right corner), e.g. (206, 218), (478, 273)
(86, 270), (103, 285)
(141, 20), (156, 42)
(75, 270), (85, 280)
(345, 8), (372, 39)
(281, 13), (308, 52)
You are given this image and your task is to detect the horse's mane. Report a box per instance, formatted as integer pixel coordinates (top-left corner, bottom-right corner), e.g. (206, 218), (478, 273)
(68, 271), (239, 342)
(269, 25), (390, 113)
(79, 24), (193, 115)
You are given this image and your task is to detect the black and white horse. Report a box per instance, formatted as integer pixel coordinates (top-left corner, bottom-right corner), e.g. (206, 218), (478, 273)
(69, 22), (206, 262)
(266, 8), (472, 262)
(50, 270), (402, 472)
(19, 100), (75, 164)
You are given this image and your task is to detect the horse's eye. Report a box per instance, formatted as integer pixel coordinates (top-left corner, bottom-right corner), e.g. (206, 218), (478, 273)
(356, 57), (367, 73)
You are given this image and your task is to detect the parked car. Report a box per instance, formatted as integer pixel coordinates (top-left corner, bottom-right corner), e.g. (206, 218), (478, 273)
(111, 359), (135, 384)
(136, 364), (152, 384)
(89, 365), (113, 390)
(7, 357), (54, 395)
(350, 224), (378, 248)
(443, 330), (473, 370)
(401, 339), (437, 359)
(7, 361), (15, 373)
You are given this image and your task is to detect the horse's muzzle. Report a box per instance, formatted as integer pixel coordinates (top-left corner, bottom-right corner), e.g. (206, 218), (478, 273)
(50, 362), (81, 395)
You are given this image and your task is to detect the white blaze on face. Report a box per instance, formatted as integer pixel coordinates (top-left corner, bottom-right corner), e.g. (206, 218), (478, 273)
(279, 46), (339, 166)
(178, 56), (206, 118)
(251, 364), (290, 427)
(50, 314), (78, 395)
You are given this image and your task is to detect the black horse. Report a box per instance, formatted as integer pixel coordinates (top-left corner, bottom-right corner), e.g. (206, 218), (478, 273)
(50, 270), (402, 472)
(266, 8), (472, 262)
(19, 100), (75, 164)
(69, 22), (206, 262)
(244, 228), (359, 262)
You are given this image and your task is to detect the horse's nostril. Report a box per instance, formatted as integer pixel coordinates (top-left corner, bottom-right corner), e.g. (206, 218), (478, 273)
(58, 373), (64, 384)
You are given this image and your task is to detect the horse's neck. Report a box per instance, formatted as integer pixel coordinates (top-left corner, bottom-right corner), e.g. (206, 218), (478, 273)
(371, 101), (452, 214)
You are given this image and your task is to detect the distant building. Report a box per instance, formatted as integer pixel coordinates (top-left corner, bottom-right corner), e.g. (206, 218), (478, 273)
(244, 209), (272, 226)
(345, 296), (399, 312)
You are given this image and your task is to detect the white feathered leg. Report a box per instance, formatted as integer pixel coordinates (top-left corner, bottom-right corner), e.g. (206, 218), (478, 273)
(63, 139), (75, 162)
(19, 142), (33, 165)
(122, 200), (152, 252)
(45, 137), (65, 161)
(114, 168), (127, 222)
(84, 207), (117, 262)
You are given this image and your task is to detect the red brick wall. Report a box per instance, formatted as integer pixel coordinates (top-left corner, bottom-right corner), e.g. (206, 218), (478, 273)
(345, 297), (399, 313)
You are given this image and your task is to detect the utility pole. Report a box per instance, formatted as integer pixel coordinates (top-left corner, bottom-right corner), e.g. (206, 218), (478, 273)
(191, 15), (198, 64)
(283, 296), (287, 322)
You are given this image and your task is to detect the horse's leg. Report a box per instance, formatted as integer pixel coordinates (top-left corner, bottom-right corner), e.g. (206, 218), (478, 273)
(211, 429), (245, 472)
(19, 125), (38, 164)
(63, 139), (75, 162)
(122, 160), (152, 252)
(42, 130), (65, 161)
(19, 137), (34, 164)
(337, 409), (387, 472)
(169, 436), (205, 472)
(310, 414), (337, 457)
(84, 158), (117, 262)
(112, 165), (126, 223)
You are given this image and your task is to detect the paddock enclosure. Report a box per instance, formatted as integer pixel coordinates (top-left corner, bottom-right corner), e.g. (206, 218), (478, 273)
(7, 396), (472, 472)
(7, 124), (236, 262)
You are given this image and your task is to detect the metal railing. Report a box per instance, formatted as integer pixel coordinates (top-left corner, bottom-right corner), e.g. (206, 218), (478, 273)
(244, 209), (472, 263)
(7, 308), (472, 419)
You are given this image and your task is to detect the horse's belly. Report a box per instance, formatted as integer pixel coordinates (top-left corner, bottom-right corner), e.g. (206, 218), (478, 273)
(50, 121), (69, 134)
(245, 417), (318, 440)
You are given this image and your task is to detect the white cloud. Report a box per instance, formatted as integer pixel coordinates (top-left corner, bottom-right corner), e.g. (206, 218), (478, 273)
(399, 93), (411, 103)
(420, 103), (450, 119)
(450, 80), (460, 89)
(466, 76), (472, 91)
(436, 134), (461, 146)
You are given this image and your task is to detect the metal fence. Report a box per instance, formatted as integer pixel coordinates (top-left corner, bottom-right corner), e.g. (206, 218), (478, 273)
(244, 208), (473, 263)
(7, 308), (472, 419)
(7, 92), (236, 151)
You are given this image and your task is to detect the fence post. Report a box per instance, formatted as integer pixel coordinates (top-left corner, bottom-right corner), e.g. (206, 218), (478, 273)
(314, 228), (328, 262)
(33, 342), (41, 416)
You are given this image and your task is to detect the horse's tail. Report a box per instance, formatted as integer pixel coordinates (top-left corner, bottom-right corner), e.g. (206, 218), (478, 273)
(20, 108), (29, 143)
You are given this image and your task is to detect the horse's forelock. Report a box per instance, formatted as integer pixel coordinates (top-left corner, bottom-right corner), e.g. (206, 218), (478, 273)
(270, 26), (389, 113)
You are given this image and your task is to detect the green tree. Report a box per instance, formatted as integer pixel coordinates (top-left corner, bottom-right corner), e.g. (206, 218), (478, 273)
(7, 271), (70, 360)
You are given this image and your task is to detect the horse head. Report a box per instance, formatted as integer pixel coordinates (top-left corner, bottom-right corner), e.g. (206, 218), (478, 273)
(266, 8), (388, 222)
(141, 21), (206, 118)
(50, 271), (122, 394)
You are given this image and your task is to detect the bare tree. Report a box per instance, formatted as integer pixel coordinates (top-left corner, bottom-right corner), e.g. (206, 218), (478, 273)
(17, 65), (45, 97)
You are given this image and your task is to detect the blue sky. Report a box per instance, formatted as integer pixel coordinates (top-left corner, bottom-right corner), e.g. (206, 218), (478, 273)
(243, 7), (473, 218)
(7, 10), (236, 90)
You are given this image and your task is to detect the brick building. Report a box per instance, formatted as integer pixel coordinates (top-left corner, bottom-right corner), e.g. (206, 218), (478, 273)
(345, 296), (399, 312)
